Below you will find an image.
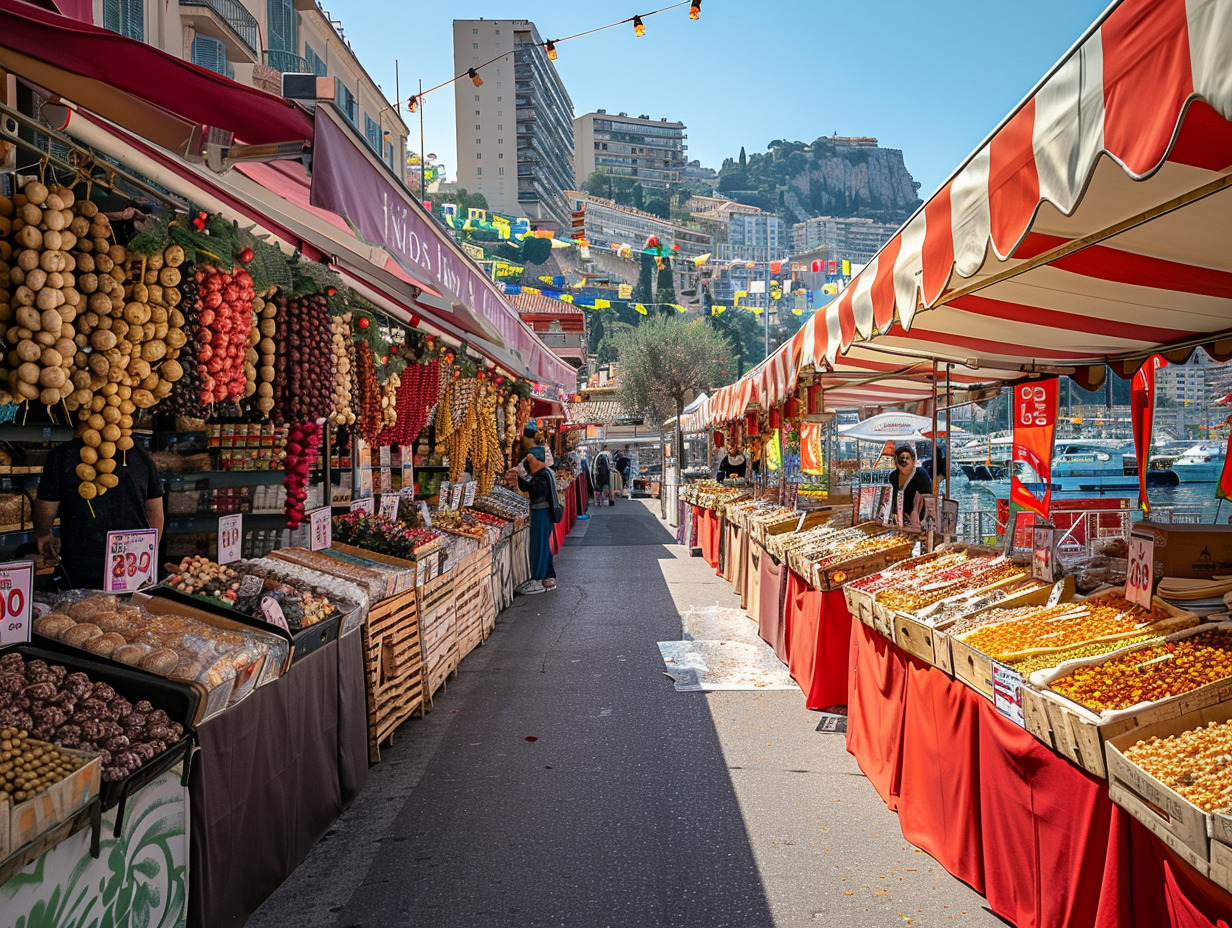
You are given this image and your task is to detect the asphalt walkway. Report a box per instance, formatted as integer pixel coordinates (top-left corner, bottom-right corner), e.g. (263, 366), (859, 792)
(251, 498), (1001, 928)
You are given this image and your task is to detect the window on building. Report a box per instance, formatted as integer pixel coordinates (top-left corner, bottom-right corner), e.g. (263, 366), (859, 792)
(475, 124), (481, 130)
(498, 167), (504, 175)
(476, 139), (481, 145)
(102, 0), (143, 40)
(267, 0), (297, 53)
(386, 141), (395, 168)
(496, 96), (502, 102)
(498, 153), (503, 159)
(475, 110), (480, 116)
(304, 43), (328, 76)
(473, 42), (479, 49)
(364, 114), (383, 152)
(476, 153), (482, 159)
(472, 27), (478, 34)
(497, 139), (502, 144)
(190, 35), (230, 77)
(477, 168), (482, 175)
(474, 94), (480, 101)
(335, 80), (357, 124)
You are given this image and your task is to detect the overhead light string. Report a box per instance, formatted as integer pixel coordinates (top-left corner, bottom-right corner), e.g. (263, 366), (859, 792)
(405, 0), (698, 110)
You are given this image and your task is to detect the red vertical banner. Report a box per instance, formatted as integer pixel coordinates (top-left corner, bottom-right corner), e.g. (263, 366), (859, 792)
(1130, 355), (1168, 513)
(1010, 379), (1059, 518)
(1217, 415), (1232, 502)
(800, 421), (824, 475)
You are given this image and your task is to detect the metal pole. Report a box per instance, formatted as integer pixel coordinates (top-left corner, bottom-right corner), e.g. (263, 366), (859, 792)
(418, 78), (426, 203)
(945, 363), (953, 498)
(931, 360), (939, 491)
(763, 259), (771, 360)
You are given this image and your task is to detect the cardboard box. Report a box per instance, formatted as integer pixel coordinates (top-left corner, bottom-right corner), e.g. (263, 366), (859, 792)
(1130, 523), (1232, 588)
(0, 745), (100, 859)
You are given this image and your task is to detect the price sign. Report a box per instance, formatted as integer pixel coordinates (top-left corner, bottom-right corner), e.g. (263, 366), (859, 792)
(438, 481), (452, 508)
(895, 490), (906, 529)
(0, 560), (34, 645)
(379, 493), (401, 521)
(260, 594), (291, 633)
(1046, 579), (1066, 607)
(400, 445), (414, 492)
(920, 495), (939, 534)
(418, 501), (433, 529)
(857, 486), (877, 522)
(350, 496), (375, 515)
(105, 529), (159, 593)
(992, 662), (1026, 728)
(309, 506), (332, 551)
(379, 445), (392, 468)
(795, 511), (807, 533)
(450, 483), (465, 510)
(1032, 523), (1059, 582)
(218, 513), (243, 565)
(1125, 533), (1155, 609)
(463, 482), (477, 509)
(353, 438), (373, 499)
(941, 499), (959, 538)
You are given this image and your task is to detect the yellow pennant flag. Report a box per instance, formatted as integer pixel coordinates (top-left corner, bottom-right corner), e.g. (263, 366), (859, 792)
(671, 304), (687, 313)
(634, 303), (648, 315)
(841, 259), (851, 276)
(792, 307), (803, 315)
(594, 299), (610, 309)
(747, 305), (764, 315)
(692, 252), (712, 267)
(711, 305), (727, 315)
(559, 294), (574, 303)
(733, 290), (747, 306)
(522, 286), (541, 295)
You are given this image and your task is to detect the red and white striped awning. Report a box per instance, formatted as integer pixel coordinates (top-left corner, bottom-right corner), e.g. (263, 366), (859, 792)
(704, 0), (1232, 423)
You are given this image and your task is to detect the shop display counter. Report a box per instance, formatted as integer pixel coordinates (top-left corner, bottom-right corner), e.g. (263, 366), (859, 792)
(418, 571), (458, 703)
(361, 587), (425, 763)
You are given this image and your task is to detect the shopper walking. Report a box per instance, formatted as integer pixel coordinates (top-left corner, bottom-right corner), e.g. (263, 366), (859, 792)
(615, 450), (633, 498)
(593, 446), (614, 506)
(511, 446), (562, 594)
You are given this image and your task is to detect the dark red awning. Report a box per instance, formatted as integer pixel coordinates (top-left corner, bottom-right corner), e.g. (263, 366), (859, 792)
(0, 0), (313, 149)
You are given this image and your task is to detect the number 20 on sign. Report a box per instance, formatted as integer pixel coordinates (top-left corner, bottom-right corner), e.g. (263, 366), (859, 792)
(1125, 533), (1155, 609)
(0, 561), (34, 645)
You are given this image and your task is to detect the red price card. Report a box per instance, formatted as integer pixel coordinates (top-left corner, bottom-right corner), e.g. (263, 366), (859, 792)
(105, 529), (159, 593)
(309, 506), (332, 551)
(1125, 533), (1155, 609)
(0, 560), (34, 645)
(218, 513), (243, 565)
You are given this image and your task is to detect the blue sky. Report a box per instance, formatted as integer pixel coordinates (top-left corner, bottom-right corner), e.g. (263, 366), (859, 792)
(327, 0), (1113, 200)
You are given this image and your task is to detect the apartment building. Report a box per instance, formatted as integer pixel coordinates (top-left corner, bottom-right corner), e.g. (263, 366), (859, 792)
(791, 215), (899, 264)
(718, 212), (785, 263)
(453, 19), (575, 231)
(573, 111), (687, 190)
(94, 0), (408, 180)
(568, 192), (712, 262)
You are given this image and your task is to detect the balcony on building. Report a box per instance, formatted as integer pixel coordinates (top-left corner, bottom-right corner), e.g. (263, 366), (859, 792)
(263, 48), (310, 73)
(179, 0), (259, 63)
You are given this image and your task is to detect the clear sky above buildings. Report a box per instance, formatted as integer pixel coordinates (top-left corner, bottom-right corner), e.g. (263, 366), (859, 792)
(327, 0), (1113, 201)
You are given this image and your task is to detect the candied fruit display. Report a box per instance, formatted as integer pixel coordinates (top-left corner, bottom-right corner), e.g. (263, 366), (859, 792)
(1122, 720), (1232, 813)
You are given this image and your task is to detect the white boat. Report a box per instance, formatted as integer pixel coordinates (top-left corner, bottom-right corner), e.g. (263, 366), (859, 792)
(1168, 443), (1226, 483)
(968, 439), (1179, 499)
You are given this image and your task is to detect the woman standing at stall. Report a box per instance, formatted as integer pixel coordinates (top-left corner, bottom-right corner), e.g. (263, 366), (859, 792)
(510, 446), (561, 594)
(886, 444), (931, 529)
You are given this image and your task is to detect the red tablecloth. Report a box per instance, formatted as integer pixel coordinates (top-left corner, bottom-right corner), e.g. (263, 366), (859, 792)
(782, 572), (851, 710)
(550, 484), (576, 554)
(756, 548), (784, 655)
(699, 508), (721, 570)
(844, 620), (1232, 928)
(745, 542), (762, 621)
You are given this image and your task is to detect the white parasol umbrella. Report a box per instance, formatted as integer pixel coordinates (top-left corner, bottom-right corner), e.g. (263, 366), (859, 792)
(838, 412), (965, 443)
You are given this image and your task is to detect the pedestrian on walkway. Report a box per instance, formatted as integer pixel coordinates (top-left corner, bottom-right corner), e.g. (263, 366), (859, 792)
(593, 445), (614, 506)
(615, 449), (633, 498)
(511, 446), (561, 594)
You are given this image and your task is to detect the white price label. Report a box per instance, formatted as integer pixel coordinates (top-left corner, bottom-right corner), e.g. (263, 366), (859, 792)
(309, 506), (332, 551)
(1125, 533), (1155, 608)
(992, 662), (1026, 728)
(418, 501), (433, 529)
(400, 445), (414, 491)
(1046, 579), (1066, 608)
(379, 445), (392, 468)
(795, 511), (806, 533)
(0, 560), (34, 645)
(450, 483), (464, 510)
(1031, 524), (1058, 583)
(350, 496), (375, 515)
(379, 493), (401, 521)
(379, 467), (393, 495)
(105, 529), (159, 593)
(463, 482), (477, 508)
(218, 513), (243, 565)
(438, 481), (451, 508)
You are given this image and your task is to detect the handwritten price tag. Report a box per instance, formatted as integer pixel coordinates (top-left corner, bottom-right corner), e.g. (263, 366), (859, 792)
(379, 493), (401, 521)
(450, 483), (464, 510)
(400, 446), (414, 493)
(309, 506), (332, 551)
(0, 560), (34, 645)
(1032, 524), (1058, 582)
(1125, 533), (1155, 609)
(105, 529), (159, 593)
(350, 496), (375, 515)
(463, 482), (476, 509)
(218, 513), (243, 565)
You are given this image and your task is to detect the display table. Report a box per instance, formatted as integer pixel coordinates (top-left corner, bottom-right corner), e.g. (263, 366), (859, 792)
(845, 620), (1232, 928)
(188, 632), (367, 928)
(695, 506), (721, 570)
(0, 767), (189, 928)
(756, 547), (784, 656)
(551, 483), (578, 554)
(782, 571), (851, 711)
(745, 541), (762, 621)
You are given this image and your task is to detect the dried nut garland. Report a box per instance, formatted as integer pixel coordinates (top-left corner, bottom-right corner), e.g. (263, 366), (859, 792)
(165, 270), (207, 417)
(472, 378), (501, 495)
(254, 293), (277, 417)
(1123, 720), (1232, 813)
(2, 181), (82, 408)
(271, 293), (335, 425)
(329, 312), (355, 426)
(435, 372), (477, 482)
(193, 265), (255, 405)
(380, 368), (400, 432)
(354, 340), (383, 445)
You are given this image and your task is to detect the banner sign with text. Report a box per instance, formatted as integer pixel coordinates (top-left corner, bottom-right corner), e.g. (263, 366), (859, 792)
(1011, 379), (1059, 519)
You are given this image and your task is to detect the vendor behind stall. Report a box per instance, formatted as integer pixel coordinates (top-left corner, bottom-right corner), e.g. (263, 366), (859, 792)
(34, 434), (165, 589)
(886, 443), (931, 527)
(716, 446), (748, 481)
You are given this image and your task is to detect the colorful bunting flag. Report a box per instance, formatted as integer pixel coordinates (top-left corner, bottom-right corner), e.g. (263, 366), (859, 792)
(594, 299), (610, 309)
(635, 303), (648, 315)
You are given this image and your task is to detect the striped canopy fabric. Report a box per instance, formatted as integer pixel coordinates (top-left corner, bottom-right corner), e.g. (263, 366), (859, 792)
(701, 0), (1232, 425)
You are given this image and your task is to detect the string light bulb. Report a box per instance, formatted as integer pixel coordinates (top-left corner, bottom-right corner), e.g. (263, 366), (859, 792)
(690, 0), (701, 19)
(468, 68), (483, 87)
(545, 39), (557, 60)
(407, 95), (419, 113)
(633, 15), (645, 37)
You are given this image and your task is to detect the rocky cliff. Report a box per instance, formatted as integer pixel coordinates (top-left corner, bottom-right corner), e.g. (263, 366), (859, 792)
(717, 138), (922, 225)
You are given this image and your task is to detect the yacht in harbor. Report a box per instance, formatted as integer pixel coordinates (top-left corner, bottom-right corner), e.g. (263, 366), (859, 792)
(1166, 442), (1227, 482)
(964, 439), (1179, 499)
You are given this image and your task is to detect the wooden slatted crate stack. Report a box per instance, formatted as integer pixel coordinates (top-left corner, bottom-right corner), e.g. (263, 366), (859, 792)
(417, 570), (458, 705)
(362, 586), (426, 762)
(455, 548), (496, 661)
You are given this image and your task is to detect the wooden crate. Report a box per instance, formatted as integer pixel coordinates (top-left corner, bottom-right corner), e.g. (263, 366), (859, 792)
(1104, 701), (1232, 868)
(950, 634), (997, 699)
(454, 549), (494, 662)
(1211, 839), (1232, 895)
(1021, 684), (1054, 748)
(417, 570), (458, 706)
(362, 587), (426, 763)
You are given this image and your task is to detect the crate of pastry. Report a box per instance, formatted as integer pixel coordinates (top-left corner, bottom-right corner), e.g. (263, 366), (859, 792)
(33, 593), (287, 721)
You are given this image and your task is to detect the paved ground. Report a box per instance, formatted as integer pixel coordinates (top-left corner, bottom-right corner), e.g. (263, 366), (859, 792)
(251, 498), (1003, 928)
